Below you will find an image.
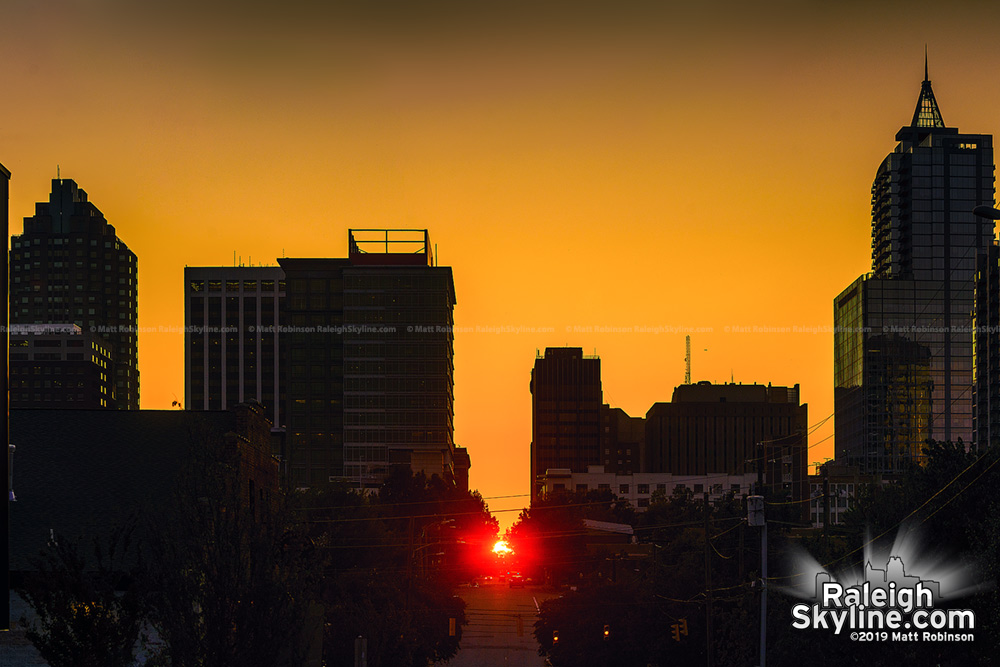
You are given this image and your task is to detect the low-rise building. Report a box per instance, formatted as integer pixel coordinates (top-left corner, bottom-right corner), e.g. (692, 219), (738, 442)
(537, 466), (758, 509)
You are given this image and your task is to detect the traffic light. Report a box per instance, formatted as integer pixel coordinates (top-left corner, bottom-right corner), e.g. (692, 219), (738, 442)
(678, 618), (689, 636)
(603, 624), (610, 641)
(671, 623), (680, 642)
(553, 630), (560, 645)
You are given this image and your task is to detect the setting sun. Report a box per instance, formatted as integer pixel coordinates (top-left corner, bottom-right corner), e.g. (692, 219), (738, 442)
(492, 540), (513, 556)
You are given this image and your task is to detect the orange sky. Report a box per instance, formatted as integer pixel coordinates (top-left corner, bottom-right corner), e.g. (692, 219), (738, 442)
(5, 0), (1000, 527)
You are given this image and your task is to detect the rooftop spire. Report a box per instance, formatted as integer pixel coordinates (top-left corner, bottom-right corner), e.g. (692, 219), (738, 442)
(911, 48), (945, 128)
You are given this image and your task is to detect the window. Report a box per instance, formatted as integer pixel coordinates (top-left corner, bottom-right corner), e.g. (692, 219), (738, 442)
(619, 484), (629, 495)
(694, 484), (704, 493)
(637, 484), (649, 494)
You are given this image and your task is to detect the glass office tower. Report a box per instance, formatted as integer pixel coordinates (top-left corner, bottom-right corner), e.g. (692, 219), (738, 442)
(834, 68), (995, 472)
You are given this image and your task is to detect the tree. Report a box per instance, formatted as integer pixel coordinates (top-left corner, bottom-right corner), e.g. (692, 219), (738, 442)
(142, 428), (320, 667)
(304, 470), (490, 665)
(16, 523), (143, 667)
(321, 569), (464, 667)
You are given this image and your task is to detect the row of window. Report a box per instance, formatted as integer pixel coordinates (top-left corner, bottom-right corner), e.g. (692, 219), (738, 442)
(190, 279), (286, 293)
(12, 237), (130, 251)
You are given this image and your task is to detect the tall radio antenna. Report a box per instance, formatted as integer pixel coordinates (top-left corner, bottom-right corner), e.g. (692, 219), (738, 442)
(685, 335), (691, 384)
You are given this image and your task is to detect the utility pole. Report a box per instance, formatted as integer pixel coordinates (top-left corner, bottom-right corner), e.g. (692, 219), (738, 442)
(405, 516), (415, 611)
(703, 492), (713, 667)
(738, 520), (744, 580)
(756, 441), (765, 493)
(748, 495), (766, 667)
(822, 463), (831, 533)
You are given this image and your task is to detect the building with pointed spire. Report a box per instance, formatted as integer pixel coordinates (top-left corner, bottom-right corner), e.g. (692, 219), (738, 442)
(834, 62), (995, 472)
(9, 179), (139, 409)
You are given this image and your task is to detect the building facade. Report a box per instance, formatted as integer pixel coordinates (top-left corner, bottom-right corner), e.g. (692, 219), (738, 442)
(537, 466), (757, 510)
(9, 179), (138, 409)
(9, 324), (114, 408)
(600, 405), (645, 475)
(530, 347), (602, 498)
(645, 382), (809, 513)
(834, 68), (995, 471)
(184, 266), (286, 427)
(279, 229), (458, 489)
(9, 403), (279, 572)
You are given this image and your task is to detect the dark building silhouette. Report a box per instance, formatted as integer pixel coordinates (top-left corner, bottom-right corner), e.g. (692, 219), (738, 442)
(2, 161), (9, 632)
(184, 231), (460, 491)
(453, 446), (471, 494)
(601, 405), (645, 475)
(974, 242), (1000, 449)
(279, 229), (458, 489)
(9, 179), (139, 409)
(8, 403), (278, 573)
(645, 382), (808, 511)
(530, 347), (602, 498)
(9, 324), (114, 408)
(536, 380), (808, 516)
(834, 65), (995, 472)
(184, 267), (286, 426)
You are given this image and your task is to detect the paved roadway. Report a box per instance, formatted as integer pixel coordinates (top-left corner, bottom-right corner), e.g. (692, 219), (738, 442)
(449, 583), (559, 667)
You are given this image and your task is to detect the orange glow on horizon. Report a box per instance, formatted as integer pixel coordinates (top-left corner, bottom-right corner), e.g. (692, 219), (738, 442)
(5, 3), (1000, 532)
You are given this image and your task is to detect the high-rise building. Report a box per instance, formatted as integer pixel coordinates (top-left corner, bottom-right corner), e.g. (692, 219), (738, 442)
(834, 65), (995, 472)
(9, 179), (139, 409)
(529, 347), (602, 498)
(279, 229), (457, 489)
(184, 267), (286, 427)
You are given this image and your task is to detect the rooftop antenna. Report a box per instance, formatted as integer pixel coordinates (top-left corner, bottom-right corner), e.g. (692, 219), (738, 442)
(684, 335), (691, 384)
(924, 44), (928, 82)
(57, 165), (60, 180)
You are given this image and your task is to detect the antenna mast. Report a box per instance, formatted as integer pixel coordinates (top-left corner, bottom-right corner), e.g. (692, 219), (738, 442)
(685, 335), (692, 384)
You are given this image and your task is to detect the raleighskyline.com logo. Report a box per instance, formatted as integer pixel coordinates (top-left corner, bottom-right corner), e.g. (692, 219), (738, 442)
(790, 556), (975, 642)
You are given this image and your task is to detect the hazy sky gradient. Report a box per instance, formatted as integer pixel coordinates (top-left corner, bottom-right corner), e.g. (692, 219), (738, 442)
(5, 0), (1000, 524)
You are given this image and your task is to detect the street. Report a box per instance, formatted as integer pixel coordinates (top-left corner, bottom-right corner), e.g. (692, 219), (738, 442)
(449, 582), (560, 667)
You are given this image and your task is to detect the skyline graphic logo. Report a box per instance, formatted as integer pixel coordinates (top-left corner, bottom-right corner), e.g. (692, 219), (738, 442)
(784, 523), (988, 643)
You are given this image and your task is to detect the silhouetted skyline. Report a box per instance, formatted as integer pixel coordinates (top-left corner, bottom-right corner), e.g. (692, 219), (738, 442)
(6, 1), (1000, 523)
